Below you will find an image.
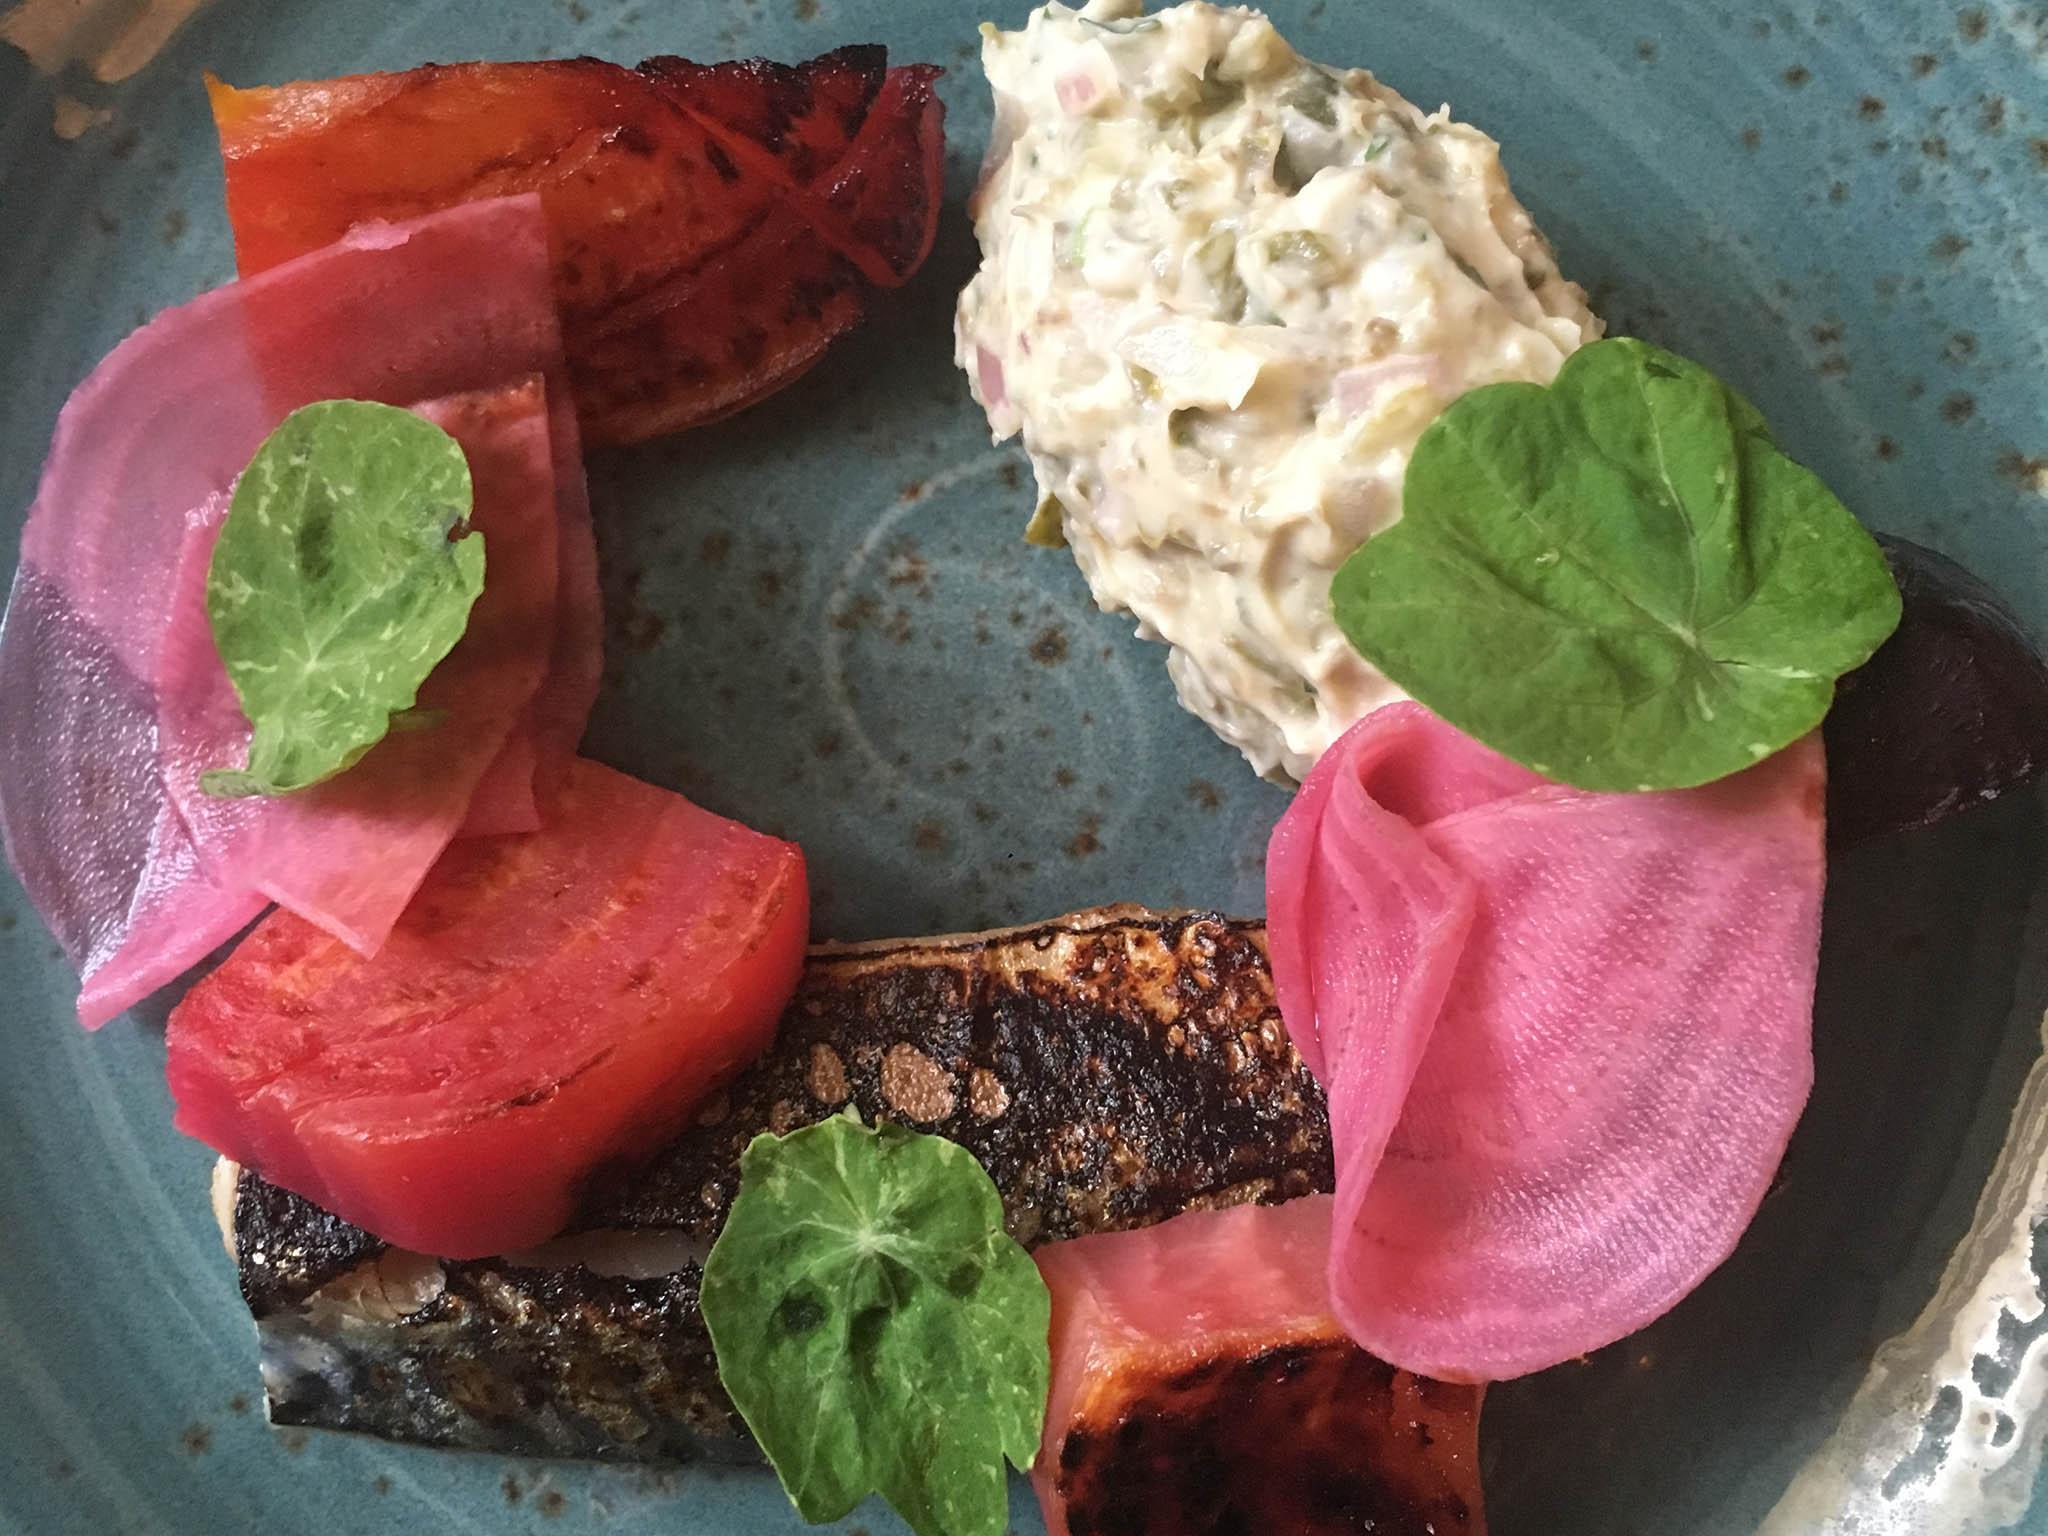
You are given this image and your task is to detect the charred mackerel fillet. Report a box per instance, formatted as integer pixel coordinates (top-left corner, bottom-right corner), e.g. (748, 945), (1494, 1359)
(223, 907), (1334, 1463)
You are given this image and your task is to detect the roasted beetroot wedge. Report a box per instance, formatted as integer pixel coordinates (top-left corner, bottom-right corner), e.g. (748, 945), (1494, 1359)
(167, 758), (808, 1260)
(208, 46), (944, 444)
(1825, 534), (2048, 847)
(1034, 1197), (1486, 1536)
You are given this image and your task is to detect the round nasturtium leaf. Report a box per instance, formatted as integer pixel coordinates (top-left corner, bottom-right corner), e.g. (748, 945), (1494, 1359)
(701, 1113), (1051, 1536)
(1331, 337), (1901, 791)
(202, 399), (483, 798)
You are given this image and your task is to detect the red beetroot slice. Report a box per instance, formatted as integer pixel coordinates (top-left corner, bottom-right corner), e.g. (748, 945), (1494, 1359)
(1034, 1196), (1487, 1536)
(210, 50), (946, 445)
(645, 44), (887, 185)
(166, 758), (808, 1259)
(813, 65), (946, 284)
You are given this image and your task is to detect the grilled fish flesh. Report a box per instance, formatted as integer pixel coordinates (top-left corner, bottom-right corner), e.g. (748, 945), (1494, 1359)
(221, 907), (1334, 1463)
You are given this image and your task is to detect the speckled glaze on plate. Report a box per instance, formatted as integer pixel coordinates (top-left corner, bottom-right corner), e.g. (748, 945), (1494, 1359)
(1, 1), (2044, 1532)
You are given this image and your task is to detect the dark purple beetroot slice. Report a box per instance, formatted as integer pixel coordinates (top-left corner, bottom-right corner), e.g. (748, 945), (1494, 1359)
(1825, 535), (2048, 848)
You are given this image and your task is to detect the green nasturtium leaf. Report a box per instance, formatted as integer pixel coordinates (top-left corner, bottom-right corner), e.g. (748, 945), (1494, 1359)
(201, 400), (484, 798)
(1331, 337), (1902, 790)
(701, 1113), (1052, 1536)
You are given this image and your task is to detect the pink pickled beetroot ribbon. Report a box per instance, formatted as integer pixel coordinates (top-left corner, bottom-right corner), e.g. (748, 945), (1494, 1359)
(1267, 702), (1824, 1381)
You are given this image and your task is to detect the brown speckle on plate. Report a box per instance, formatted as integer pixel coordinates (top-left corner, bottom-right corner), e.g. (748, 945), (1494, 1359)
(613, 576), (667, 653)
(1030, 625), (1069, 665)
(885, 547), (930, 597)
(1067, 813), (1103, 859)
(1994, 450), (2047, 493)
(1942, 392), (1977, 424)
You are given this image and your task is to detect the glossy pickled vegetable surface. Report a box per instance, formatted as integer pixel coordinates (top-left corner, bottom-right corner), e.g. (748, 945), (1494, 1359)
(0, 1), (2043, 1533)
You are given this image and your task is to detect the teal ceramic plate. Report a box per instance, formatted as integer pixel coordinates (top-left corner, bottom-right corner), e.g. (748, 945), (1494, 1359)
(2, 1), (2044, 1532)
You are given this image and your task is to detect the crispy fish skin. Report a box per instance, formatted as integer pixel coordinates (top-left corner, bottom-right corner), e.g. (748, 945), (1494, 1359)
(228, 907), (1333, 1462)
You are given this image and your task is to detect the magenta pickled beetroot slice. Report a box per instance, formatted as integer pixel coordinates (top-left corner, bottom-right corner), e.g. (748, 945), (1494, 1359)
(1266, 702), (1824, 1382)
(159, 380), (559, 956)
(0, 196), (600, 1025)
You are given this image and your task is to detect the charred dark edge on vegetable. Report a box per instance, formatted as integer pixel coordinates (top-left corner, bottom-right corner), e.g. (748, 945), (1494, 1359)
(233, 908), (1334, 1462)
(1824, 534), (2048, 848)
(1053, 1335), (1483, 1536)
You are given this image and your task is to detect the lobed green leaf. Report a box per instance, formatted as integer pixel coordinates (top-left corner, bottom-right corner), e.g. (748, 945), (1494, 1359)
(1331, 337), (1901, 790)
(701, 1113), (1051, 1536)
(202, 400), (483, 797)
